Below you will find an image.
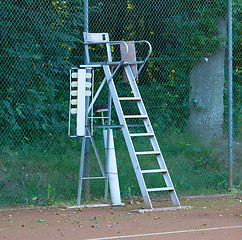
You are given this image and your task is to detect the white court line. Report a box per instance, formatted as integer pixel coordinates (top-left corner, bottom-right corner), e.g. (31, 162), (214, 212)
(85, 225), (242, 240)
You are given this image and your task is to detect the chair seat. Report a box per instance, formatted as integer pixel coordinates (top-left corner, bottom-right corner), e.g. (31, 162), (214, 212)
(93, 104), (109, 113)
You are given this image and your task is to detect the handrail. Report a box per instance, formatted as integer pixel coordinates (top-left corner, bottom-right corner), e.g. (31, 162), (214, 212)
(84, 38), (152, 81)
(84, 40), (129, 83)
(133, 40), (152, 80)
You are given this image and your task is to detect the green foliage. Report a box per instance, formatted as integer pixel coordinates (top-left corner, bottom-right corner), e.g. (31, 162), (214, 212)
(89, 0), (228, 133)
(0, 0), (84, 145)
(0, 0), (234, 143)
(177, 0), (227, 57)
(47, 184), (55, 205)
(229, 183), (242, 197)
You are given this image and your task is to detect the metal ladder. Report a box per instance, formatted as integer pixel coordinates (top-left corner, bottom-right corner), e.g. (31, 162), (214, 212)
(103, 64), (181, 209)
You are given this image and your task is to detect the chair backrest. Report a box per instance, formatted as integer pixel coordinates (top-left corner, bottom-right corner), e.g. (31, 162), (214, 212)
(120, 41), (137, 81)
(83, 32), (112, 63)
(83, 32), (140, 81)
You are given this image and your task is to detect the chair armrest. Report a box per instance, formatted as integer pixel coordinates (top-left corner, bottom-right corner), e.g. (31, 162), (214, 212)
(84, 40), (129, 83)
(84, 40), (129, 64)
(133, 40), (152, 80)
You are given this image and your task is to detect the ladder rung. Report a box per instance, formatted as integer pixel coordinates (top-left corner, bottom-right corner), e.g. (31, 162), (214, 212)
(124, 115), (147, 119)
(127, 124), (145, 128)
(147, 187), (174, 192)
(130, 133), (154, 137)
(118, 97), (141, 101)
(141, 169), (167, 174)
(135, 151), (160, 155)
(82, 177), (107, 180)
(86, 125), (124, 129)
(87, 116), (109, 119)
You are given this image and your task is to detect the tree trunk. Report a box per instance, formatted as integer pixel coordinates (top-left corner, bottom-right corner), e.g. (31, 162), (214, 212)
(188, 19), (227, 138)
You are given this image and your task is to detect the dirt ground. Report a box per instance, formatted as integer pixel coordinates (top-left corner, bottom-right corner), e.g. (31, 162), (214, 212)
(0, 195), (241, 240)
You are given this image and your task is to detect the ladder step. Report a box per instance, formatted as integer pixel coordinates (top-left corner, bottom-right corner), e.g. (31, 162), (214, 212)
(118, 97), (141, 101)
(147, 187), (174, 192)
(124, 115), (147, 119)
(135, 151), (160, 155)
(127, 124), (145, 128)
(130, 133), (154, 137)
(141, 169), (167, 174)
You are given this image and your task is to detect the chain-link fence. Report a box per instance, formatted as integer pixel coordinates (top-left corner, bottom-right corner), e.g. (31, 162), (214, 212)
(0, 0), (241, 207)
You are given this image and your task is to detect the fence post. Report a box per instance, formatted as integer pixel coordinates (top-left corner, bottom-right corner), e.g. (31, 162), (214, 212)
(228, 0), (233, 189)
(84, 0), (88, 33)
(84, 0), (90, 200)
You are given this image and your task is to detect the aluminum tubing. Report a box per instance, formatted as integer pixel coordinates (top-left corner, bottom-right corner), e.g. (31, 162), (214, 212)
(103, 129), (122, 206)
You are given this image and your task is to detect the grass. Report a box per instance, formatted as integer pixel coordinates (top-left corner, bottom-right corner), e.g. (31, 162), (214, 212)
(0, 130), (241, 207)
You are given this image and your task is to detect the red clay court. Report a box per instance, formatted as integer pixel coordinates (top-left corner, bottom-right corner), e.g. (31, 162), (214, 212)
(0, 195), (241, 240)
